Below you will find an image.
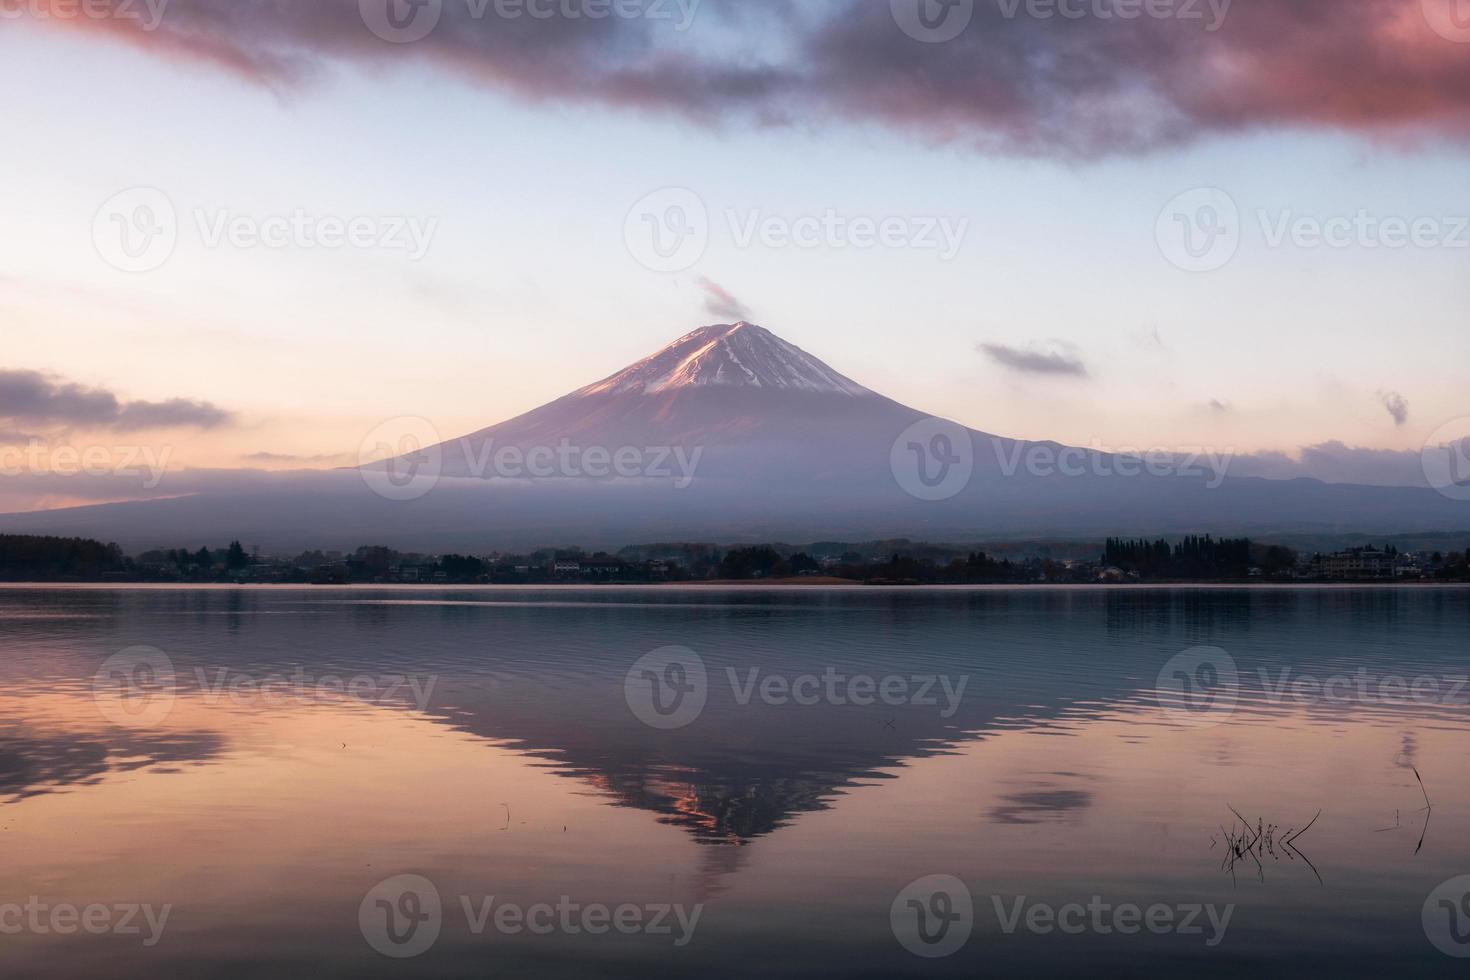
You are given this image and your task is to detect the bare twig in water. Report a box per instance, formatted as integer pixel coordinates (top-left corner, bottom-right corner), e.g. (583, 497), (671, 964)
(1374, 810), (1400, 833)
(1413, 768), (1433, 856)
(1378, 768), (1433, 854)
(1414, 767), (1432, 810)
(1284, 809), (1320, 847)
(1219, 807), (1322, 887)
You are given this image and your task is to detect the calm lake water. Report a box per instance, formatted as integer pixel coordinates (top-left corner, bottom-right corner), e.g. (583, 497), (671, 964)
(2, 585), (1469, 978)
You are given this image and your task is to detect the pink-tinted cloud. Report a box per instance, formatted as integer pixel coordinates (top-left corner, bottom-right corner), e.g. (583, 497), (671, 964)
(1229, 440), (1429, 488)
(26, 0), (1470, 156)
(696, 276), (753, 322)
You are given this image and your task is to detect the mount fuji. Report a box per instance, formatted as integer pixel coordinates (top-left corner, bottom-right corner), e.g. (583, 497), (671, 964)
(3, 323), (1468, 552)
(417, 322), (936, 485)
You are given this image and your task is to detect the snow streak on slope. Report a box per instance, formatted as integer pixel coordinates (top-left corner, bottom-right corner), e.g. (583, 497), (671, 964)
(576, 323), (874, 398)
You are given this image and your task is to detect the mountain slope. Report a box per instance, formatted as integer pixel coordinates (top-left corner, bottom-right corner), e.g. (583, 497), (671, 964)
(424, 322), (947, 481)
(4, 322), (1469, 551)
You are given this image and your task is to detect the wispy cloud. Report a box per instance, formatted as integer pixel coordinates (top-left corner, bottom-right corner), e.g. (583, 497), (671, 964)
(0, 369), (233, 431)
(1229, 441), (1428, 488)
(27, 0), (1470, 158)
(1132, 326), (1169, 352)
(242, 451), (355, 466)
(1380, 390), (1410, 426)
(697, 276), (753, 323)
(979, 342), (1088, 377)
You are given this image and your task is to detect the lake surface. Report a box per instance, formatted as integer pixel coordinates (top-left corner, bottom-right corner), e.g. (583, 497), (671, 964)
(2, 585), (1469, 978)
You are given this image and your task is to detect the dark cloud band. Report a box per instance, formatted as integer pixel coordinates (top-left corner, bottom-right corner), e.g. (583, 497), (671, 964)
(980, 342), (1088, 376)
(30, 0), (1470, 157)
(0, 370), (233, 431)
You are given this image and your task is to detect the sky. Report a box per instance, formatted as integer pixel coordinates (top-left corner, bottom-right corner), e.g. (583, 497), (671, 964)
(1, 0), (1468, 510)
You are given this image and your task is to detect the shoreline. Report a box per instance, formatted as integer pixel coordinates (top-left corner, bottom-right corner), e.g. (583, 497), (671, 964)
(1, 581), (1468, 591)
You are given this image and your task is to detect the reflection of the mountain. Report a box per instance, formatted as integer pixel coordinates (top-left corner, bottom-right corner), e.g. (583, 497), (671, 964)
(4, 587), (1465, 848)
(0, 726), (225, 803)
(320, 589), (1275, 844)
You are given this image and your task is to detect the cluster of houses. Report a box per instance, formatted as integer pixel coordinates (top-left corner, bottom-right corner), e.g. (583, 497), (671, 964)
(130, 542), (1466, 585)
(1093, 547), (1458, 583)
(1303, 548), (1443, 581)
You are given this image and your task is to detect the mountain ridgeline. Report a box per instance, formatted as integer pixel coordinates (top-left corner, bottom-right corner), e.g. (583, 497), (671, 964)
(3, 323), (1469, 552)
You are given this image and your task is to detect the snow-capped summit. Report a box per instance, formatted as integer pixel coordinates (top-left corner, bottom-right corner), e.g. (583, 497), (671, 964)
(576, 323), (874, 398)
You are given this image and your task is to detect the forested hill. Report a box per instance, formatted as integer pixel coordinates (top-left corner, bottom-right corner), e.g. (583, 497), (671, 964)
(0, 535), (129, 581)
